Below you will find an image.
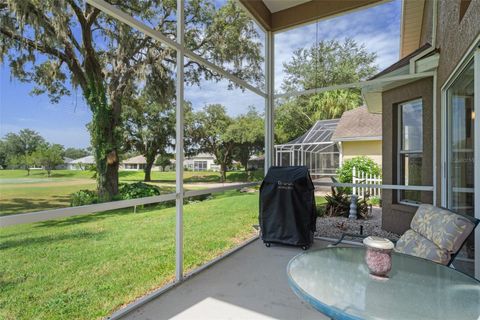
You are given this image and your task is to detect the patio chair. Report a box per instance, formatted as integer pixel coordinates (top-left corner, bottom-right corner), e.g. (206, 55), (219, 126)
(331, 204), (479, 266)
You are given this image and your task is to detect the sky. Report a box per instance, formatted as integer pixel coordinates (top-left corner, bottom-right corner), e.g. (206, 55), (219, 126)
(0, 0), (401, 149)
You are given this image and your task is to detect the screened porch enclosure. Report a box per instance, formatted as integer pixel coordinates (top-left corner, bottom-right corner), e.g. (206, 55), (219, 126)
(2, 0), (479, 318)
(275, 119), (340, 177)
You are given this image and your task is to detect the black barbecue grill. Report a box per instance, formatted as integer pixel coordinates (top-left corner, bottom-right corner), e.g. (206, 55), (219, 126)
(259, 166), (317, 250)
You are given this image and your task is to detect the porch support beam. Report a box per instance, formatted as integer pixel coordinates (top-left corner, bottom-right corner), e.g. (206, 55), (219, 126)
(270, 0), (383, 32)
(474, 48), (480, 280)
(275, 72), (435, 99)
(238, 0), (383, 33)
(175, 0), (185, 282)
(264, 31), (274, 173)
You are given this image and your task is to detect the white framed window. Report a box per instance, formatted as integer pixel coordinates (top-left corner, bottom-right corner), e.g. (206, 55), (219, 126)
(398, 99), (423, 204)
(193, 161), (208, 171)
(441, 46), (479, 278)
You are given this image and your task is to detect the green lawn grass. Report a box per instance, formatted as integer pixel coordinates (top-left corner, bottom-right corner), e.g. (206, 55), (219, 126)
(0, 182), (96, 216)
(0, 169), (264, 183)
(0, 192), (259, 320)
(0, 169), (95, 179)
(0, 169), (264, 215)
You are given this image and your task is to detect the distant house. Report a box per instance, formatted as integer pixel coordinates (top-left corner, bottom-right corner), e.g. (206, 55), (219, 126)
(121, 155), (148, 170)
(247, 155), (264, 170)
(331, 106), (382, 166)
(30, 157), (74, 170)
(67, 155), (95, 170)
(55, 157), (74, 170)
(184, 153), (219, 171)
(121, 155), (174, 171)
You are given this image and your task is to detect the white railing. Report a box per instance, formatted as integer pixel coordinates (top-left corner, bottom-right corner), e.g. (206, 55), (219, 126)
(0, 182), (259, 228)
(1, 180), (434, 228)
(352, 167), (382, 198)
(314, 182), (434, 192)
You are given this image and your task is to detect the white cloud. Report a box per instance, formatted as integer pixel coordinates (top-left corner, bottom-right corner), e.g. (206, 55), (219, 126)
(185, 79), (265, 116)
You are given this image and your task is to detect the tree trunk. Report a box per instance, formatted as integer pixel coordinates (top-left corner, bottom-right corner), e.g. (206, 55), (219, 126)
(96, 152), (119, 202)
(220, 163), (227, 183)
(144, 154), (155, 182)
(242, 159), (249, 171)
(86, 85), (120, 202)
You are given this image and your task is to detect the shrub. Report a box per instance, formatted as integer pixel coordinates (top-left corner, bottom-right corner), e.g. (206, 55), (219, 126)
(324, 189), (370, 219)
(316, 204), (326, 217)
(119, 182), (161, 200)
(70, 190), (98, 207)
(324, 189), (350, 217)
(356, 195), (370, 219)
(368, 196), (381, 207)
(336, 156), (381, 193)
(185, 193), (212, 204)
(70, 183), (166, 208)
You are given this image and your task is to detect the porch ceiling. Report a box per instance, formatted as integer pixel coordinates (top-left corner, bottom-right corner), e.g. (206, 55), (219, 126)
(263, 0), (310, 13)
(238, 0), (385, 32)
(400, 0), (426, 58)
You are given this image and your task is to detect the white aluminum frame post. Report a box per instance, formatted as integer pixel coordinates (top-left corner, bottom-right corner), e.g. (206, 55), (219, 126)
(474, 47), (479, 280)
(265, 31), (275, 173)
(440, 38), (480, 279)
(175, 0), (185, 282)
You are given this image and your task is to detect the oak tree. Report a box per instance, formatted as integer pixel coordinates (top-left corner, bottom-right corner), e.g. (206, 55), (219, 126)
(275, 39), (377, 143)
(1, 0), (263, 200)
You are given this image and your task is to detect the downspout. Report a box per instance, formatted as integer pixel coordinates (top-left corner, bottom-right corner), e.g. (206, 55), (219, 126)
(338, 141), (343, 165)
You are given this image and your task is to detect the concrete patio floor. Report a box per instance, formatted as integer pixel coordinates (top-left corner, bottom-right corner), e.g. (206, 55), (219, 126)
(121, 239), (331, 320)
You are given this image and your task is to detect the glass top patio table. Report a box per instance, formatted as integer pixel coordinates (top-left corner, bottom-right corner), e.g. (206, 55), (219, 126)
(287, 247), (480, 320)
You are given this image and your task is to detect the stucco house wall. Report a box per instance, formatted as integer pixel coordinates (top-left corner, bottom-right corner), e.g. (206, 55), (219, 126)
(380, 0), (480, 234)
(381, 77), (434, 234)
(434, 0), (480, 205)
(341, 140), (382, 166)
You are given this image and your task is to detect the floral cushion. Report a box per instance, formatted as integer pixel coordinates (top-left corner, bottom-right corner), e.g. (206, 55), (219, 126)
(395, 229), (450, 264)
(410, 204), (475, 253)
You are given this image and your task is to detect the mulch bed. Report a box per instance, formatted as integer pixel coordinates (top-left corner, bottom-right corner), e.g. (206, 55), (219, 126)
(315, 207), (400, 242)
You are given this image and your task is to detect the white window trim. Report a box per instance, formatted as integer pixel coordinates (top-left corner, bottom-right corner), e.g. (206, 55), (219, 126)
(440, 39), (480, 279)
(397, 98), (424, 206)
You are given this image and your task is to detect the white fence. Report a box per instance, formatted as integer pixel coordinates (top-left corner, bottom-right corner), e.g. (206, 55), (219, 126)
(352, 167), (382, 198)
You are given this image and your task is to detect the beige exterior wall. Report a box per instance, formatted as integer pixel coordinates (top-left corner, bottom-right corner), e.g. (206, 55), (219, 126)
(435, 0), (480, 206)
(381, 77), (434, 234)
(381, 0), (480, 234)
(341, 140), (382, 166)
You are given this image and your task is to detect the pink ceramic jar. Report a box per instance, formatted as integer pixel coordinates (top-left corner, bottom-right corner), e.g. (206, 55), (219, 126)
(363, 236), (394, 278)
